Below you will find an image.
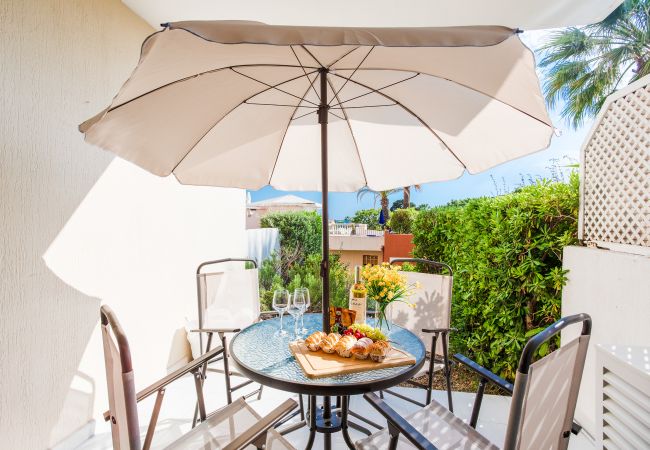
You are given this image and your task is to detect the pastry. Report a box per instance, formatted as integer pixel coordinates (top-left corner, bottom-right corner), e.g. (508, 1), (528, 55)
(334, 335), (357, 358)
(369, 340), (392, 362)
(350, 337), (374, 360)
(305, 331), (327, 352)
(320, 333), (341, 353)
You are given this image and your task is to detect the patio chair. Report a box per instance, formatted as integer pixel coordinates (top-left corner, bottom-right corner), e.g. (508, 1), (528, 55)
(382, 258), (455, 411)
(100, 304), (298, 450)
(356, 313), (592, 450)
(189, 258), (265, 407)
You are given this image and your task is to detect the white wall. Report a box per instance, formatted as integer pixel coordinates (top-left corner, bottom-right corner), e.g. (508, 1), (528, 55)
(561, 245), (650, 439)
(0, 1), (246, 448)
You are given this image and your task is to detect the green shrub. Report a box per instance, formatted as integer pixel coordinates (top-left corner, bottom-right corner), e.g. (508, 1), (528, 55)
(388, 208), (418, 234)
(412, 174), (579, 380)
(260, 211), (322, 265)
(259, 252), (351, 312)
(350, 208), (381, 230)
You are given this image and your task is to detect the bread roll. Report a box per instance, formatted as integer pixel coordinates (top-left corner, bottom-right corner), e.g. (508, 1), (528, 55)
(320, 333), (341, 353)
(350, 337), (374, 360)
(305, 331), (327, 352)
(334, 335), (357, 358)
(369, 340), (391, 362)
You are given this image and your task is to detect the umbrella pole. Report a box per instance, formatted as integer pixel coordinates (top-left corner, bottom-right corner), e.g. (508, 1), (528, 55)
(319, 68), (330, 334)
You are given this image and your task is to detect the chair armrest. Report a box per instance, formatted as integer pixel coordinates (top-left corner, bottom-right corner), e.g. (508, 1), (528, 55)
(363, 393), (438, 450)
(103, 346), (224, 421)
(453, 353), (513, 394)
(222, 399), (298, 450)
(190, 327), (241, 333)
(421, 327), (456, 334)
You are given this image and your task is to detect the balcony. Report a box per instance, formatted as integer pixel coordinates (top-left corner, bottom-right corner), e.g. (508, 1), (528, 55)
(329, 223), (384, 237)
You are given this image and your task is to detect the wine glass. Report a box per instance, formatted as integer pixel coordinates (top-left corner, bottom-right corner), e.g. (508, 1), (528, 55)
(294, 287), (310, 333)
(288, 292), (305, 339)
(272, 289), (289, 337)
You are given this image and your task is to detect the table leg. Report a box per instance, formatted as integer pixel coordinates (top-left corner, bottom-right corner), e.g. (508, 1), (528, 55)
(323, 396), (332, 450)
(340, 396), (356, 449)
(305, 395), (317, 450)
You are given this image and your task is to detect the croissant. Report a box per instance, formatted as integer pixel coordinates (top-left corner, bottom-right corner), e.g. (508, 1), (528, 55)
(320, 333), (341, 353)
(334, 335), (358, 358)
(305, 331), (327, 352)
(369, 340), (392, 362)
(350, 337), (374, 360)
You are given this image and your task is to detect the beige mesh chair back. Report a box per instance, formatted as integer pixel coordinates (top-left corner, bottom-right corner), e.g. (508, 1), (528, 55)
(387, 258), (452, 355)
(193, 258), (263, 407)
(504, 316), (591, 449)
(358, 314), (592, 450)
(100, 305), (298, 450)
(101, 305), (141, 450)
(383, 258), (454, 410)
(196, 258), (260, 339)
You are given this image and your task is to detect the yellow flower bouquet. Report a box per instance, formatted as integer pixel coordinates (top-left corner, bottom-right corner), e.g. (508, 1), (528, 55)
(361, 263), (417, 331)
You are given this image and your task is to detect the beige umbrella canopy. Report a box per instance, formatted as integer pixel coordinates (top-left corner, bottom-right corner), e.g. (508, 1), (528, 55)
(81, 21), (551, 193)
(80, 20), (553, 331)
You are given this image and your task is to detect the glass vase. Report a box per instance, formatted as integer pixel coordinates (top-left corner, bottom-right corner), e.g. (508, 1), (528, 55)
(375, 302), (391, 336)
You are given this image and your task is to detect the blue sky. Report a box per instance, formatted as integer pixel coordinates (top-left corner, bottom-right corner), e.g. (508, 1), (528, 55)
(249, 31), (594, 220)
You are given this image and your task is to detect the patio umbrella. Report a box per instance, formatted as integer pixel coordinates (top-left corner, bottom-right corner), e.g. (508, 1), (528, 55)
(378, 210), (386, 227)
(80, 21), (553, 332)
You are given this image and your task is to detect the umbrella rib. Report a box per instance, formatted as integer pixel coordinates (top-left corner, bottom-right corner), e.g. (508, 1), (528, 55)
(329, 73), (419, 109)
(167, 71), (319, 175)
(330, 104), (396, 109)
(330, 72), (468, 169)
(267, 83), (315, 185)
(292, 110), (317, 121)
(326, 76), (369, 188)
(328, 46), (374, 107)
(327, 46), (362, 68)
(245, 101), (317, 108)
(300, 45), (325, 68)
(103, 64), (318, 114)
(290, 45), (321, 102)
(230, 68), (320, 106)
(332, 68), (551, 128)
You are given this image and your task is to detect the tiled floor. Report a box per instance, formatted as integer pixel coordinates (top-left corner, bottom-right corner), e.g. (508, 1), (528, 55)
(78, 372), (595, 449)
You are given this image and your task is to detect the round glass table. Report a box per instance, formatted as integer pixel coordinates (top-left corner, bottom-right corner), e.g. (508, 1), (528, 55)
(230, 313), (426, 449)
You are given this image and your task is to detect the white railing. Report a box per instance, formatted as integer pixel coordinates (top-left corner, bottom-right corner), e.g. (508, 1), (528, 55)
(329, 223), (384, 236)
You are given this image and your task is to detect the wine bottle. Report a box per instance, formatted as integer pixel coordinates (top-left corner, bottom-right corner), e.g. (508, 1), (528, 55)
(349, 266), (367, 324)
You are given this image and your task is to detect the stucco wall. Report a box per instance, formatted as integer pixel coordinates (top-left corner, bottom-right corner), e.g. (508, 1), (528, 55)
(561, 245), (650, 440)
(332, 250), (383, 272)
(383, 233), (414, 262)
(0, 1), (246, 448)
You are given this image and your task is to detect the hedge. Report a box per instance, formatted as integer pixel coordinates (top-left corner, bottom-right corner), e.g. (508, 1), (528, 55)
(260, 210), (322, 265)
(259, 211), (351, 312)
(388, 208), (418, 234)
(412, 174), (579, 380)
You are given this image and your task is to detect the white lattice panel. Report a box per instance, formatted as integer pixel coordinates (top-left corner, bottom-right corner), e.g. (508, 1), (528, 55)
(580, 75), (650, 253)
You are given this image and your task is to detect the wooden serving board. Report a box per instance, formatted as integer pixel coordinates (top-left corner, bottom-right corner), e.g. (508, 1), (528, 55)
(289, 341), (416, 378)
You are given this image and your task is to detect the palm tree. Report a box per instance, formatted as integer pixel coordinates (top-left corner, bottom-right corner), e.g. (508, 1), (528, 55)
(402, 185), (421, 208)
(539, 0), (650, 128)
(357, 187), (399, 225)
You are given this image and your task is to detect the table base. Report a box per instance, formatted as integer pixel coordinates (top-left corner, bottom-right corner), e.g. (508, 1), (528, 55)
(277, 395), (382, 450)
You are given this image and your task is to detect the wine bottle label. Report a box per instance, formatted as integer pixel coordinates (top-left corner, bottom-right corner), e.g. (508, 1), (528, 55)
(349, 295), (367, 324)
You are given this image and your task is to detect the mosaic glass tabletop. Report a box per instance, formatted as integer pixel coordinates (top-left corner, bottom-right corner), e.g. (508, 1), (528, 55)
(230, 313), (426, 395)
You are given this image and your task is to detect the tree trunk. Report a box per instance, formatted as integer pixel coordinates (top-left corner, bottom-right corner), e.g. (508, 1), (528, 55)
(403, 186), (411, 208)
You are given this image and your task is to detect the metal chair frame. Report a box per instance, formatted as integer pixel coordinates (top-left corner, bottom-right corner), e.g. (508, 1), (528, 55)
(363, 313), (592, 450)
(100, 305), (297, 450)
(381, 258), (455, 412)
(191, 258), (265, 424)
(192, 258), (305, 429)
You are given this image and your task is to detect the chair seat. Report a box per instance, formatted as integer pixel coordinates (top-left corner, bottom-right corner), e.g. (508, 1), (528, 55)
(355, 398), (499, 450)
(164, 398), (262, 449)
